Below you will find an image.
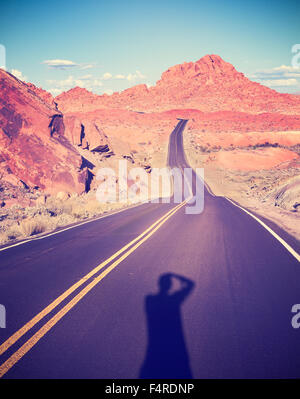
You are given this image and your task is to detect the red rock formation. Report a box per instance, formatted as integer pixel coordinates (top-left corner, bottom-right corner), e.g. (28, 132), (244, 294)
(56, 55), (300, 115)
(64, 113), (110, 151)
(25, 82), (57, 108)
(0, 68), (87, 195)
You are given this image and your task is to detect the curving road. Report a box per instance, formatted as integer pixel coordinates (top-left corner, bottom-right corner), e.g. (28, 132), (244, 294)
(0, 119), (300, 379)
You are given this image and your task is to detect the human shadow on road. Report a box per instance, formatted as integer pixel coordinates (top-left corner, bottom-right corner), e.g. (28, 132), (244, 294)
(139, 273), (195, 379)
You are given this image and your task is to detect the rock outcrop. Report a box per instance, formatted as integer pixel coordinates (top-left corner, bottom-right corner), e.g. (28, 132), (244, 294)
(0, 68), (87, 195)
(25, 82), (57, 109)
(56, 55), (300, 115)
(64, 113), (110, 151)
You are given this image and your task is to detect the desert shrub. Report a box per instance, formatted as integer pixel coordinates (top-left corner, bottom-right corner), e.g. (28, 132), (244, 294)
(0, 232), (8, 245)
(0, 191), (127, 247)
(85, 200), (103, 215)
(0, 225), (22, 244)
(71, 200), (104, 219)
(211, 145), (221, 151)
(44, 197), (73, 217)
(7, 226), (21, 240)
(19, 217), (48, 237)
(71, 205), (89, 219)
(198, 146), (210, 153)
(54, 213), (76, 227)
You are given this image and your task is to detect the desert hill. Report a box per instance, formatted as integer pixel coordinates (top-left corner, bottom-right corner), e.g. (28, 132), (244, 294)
(0, 68), (89, 197)
(56, 55), (300, 114)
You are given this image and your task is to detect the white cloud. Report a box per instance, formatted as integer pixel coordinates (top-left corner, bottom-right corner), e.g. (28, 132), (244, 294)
(80, 63), (96, 70)
(46, 74), (103, 95)
(11, 69), (27, 81)
(47, 75), (74, 88)
(126, 73), (135, 81)
(112, 70), (147, 81)
(48, 88), (62, 95)
(42, 59), (97, 70)
(45, 69), (147, 95)
(42, 59), (79, 69)
(91, 79), (103, 87)
(260, 78), (299, 87)
(102, 72), (112, 80)
(135, 70), (146, 79)
(249, 65), (300, 91)
(250, 66), (300, 80)
(273, 65), (300, 73)
(126, 70), (146, 81)
(78, 74), (93, 80)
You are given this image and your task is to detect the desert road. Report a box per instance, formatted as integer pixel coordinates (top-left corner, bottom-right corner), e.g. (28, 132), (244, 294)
(0, 119), (300, 379)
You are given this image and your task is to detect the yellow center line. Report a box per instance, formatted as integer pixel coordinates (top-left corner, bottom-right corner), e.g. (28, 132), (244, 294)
(0, 201), (185, 358)
(0, 198), (188, 378)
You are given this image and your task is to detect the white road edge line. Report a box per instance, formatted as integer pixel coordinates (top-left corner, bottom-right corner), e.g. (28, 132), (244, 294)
(184, 126), (298, 261)
(203, 180), (216, 197)
(225, 197), (300, 262)
(0, 201), (150, 253)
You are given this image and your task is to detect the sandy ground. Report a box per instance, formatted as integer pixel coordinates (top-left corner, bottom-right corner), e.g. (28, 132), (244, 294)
(183, 128), (300, 241)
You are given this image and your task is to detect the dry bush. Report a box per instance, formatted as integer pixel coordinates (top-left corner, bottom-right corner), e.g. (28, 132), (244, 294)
(54, 213), (76, 228)
(0, 191), (129, 247)
(19, 216), (49, 237)
(71, 200), (103, 219)
(0, 233), (8, 245)
(44, 197), (73, 217)
(85, 200), (104, 216)
(71, 205), (89, 219)
(0, 225), (22, 244)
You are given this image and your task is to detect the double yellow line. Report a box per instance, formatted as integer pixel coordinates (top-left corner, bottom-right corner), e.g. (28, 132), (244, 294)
(0, 199), (188, 378)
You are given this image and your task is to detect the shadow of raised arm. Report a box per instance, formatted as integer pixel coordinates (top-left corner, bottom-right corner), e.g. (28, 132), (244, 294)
(171, 273), (195, 303)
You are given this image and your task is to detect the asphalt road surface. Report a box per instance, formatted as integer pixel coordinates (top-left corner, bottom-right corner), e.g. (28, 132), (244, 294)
(0, 119), (299, 379)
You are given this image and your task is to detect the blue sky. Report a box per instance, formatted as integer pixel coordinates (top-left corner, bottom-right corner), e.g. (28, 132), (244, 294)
(1, 0), (300, 95)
